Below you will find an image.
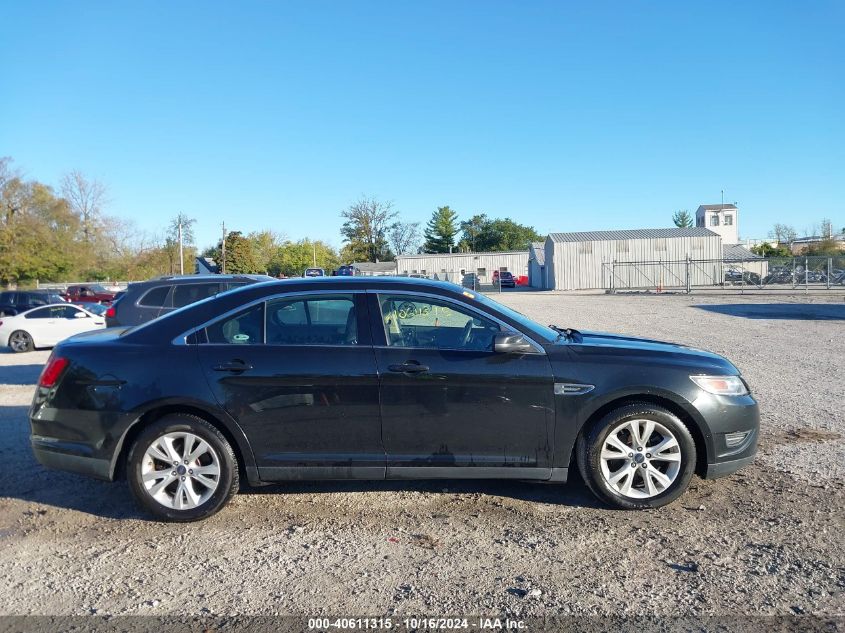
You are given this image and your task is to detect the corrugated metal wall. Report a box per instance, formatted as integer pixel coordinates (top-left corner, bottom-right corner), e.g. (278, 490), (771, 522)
(528, 260), (544, 288)
(395, 252), (529, 283)
(549, 234), (723, 290)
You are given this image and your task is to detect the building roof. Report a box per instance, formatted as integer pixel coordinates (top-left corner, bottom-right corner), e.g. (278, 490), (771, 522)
(195, 256), (219, 274)
(396, 250), (528, 259)
(723, 244), (763, 260)
(697, 204), (738, 211)
(529, 242), (545, 265)
(351, 261), (397, 273)
(792, 234), (845, 244)
(548, 227), (719, 243)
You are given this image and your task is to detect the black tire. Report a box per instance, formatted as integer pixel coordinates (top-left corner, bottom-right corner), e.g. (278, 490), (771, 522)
(127, 414), (239, 522)
(577, 403), (696, 510)
(8, 330), (34, 353)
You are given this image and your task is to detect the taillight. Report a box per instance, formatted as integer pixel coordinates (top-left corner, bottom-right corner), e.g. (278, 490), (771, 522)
(39, 357), (69, 388)
(105, 306), (116, 318)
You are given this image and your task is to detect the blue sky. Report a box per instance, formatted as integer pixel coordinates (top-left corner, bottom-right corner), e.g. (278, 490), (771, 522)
(2, 1), (843, 249)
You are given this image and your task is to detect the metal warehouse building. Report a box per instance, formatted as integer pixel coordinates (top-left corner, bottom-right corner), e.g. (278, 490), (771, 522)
(395, 251), (529, 285)
(544, 227), (722, 291)
(528, 242), (545, 288)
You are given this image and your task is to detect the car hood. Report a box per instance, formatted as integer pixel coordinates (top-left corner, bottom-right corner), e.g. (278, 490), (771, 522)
(555, 329), (739, 374)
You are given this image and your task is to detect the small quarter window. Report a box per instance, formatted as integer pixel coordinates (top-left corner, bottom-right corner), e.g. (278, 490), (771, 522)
(139, 286), (172, 308)
(205, 304), (265, 345)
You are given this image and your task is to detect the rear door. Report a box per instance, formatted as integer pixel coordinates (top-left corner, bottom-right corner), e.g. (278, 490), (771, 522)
(198, 291), (384, 480)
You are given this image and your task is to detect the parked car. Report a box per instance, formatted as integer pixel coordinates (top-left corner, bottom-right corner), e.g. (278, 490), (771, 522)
(62, 284), (117, 304)
(0, 290), (67, 316)
(105, 274), (274, 327)
(335, 265), (355, 276)
(494, 271), (516, 288)
(303, 268), (325, 277)
(31, 277), (758, 521)
(724, 268), (761, 285)
(1, 303), (105, 352)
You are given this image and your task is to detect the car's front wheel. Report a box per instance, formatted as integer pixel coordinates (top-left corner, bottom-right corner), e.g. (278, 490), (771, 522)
(127, 415), (239, 522)
(577, 403), (696, 509)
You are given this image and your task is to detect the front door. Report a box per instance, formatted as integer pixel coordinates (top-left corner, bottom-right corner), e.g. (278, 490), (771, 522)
(198, 292), (384, 480)
(368, 292), (555, 479)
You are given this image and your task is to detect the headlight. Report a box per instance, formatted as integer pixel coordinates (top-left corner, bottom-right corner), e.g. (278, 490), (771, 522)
(690, 375), (748, 396)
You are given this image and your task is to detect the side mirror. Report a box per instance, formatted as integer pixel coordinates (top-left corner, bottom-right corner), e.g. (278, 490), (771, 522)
(73, 312), (88, 319)
(494, 331), (537, 354)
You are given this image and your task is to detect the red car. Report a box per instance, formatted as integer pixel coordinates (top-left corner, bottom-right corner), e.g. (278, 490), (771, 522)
(62, 284), (117, 305)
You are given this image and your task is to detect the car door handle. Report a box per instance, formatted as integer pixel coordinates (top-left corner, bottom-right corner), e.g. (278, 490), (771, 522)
(213, 360), (253, 373)
(388, 362), (430, 374)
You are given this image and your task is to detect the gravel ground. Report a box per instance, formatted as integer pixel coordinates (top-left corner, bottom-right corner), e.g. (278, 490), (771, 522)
(0, 293), (843, 619)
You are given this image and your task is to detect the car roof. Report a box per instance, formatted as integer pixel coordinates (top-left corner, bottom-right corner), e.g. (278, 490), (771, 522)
(128, 274), (274, 289)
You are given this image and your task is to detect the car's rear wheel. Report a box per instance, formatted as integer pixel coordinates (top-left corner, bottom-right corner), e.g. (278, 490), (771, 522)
(8, 330), (34, 353)
(127, 415), (239, 522)
(577, 403), (696, 509)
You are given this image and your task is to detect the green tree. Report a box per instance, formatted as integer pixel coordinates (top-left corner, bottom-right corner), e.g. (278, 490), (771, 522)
(672, 210), (693, 228)
(458, 215), (542, 252)
(222, 231), (260, 274)
(269, 239), (340, 277)
(249, 230), (286, 273)
(340, 196), (396, 262)
(750, 242), (792, 258)
(423, 206), (459, 253)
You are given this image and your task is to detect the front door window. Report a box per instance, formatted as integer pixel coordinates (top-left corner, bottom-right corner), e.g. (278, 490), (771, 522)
(378, 294), (499, 351)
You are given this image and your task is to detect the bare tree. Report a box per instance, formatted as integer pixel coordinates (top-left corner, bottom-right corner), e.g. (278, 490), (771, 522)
(388, 221), (422, 255)
(165, 213), (197, 274)
(61, 170), (108, 242)
(769, 223), (797, 245)
(820, 218), (833, 239)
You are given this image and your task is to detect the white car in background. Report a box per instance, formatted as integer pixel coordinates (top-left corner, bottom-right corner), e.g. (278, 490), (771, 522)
(0, 303), (106, 353)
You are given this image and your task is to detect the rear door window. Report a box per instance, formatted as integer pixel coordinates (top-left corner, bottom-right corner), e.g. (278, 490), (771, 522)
(172, 283), (221, 308)
(138, 285), (172, 308)
(266, 295), (357, 345)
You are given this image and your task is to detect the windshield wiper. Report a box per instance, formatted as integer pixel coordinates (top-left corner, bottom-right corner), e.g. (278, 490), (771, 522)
(549, 324), (580, 341)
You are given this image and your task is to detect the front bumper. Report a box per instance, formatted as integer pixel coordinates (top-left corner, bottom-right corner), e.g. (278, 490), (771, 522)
(697, 393), (759, 479)
(705, 453), (756, 478)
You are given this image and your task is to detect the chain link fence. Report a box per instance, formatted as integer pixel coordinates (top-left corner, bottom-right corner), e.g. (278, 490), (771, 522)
(603, 255), (845, 293)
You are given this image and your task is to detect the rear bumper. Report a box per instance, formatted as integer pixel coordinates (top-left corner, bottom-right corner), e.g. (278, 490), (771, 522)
(31, 436), (113, 480)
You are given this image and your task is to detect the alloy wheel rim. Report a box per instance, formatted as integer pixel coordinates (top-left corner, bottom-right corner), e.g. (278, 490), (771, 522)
(141, 432), (221, 510)
(599, 418), (682, 499)
(10, 332), (29, 352)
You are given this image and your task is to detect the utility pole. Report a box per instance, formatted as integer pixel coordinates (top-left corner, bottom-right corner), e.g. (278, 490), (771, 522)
(178, 220), (184, 275)
(221, 222), (227, 274)
(313, 242), (317, 267)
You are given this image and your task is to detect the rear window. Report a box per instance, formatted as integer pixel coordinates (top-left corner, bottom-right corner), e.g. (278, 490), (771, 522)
(138, 285), (172, 307)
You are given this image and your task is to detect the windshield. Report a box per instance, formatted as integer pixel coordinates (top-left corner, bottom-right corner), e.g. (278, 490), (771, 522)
(89, 284), (110, 293)
(471, 292), (557, 343)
